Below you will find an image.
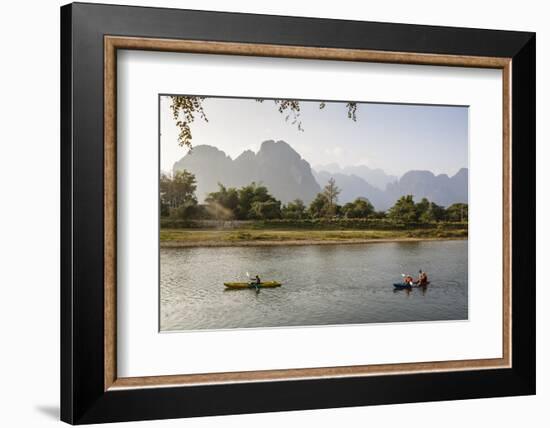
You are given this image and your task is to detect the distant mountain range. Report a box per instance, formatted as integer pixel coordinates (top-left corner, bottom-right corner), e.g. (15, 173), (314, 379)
(386, 168), (468, 209)
(172, 140), (468, 210)
(313, 163), (397, 191)
(313, 168), (467, 210)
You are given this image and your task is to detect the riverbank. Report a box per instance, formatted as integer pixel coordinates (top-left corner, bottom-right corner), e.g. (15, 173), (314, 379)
(160, 228), (468, 248)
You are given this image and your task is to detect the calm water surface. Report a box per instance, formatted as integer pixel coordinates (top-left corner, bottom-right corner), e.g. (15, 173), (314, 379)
(160, 240), (468, 331)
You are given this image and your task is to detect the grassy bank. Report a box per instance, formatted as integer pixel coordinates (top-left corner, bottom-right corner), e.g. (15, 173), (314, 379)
(160, 227), (468, 247)
(160, 218), (468, 231)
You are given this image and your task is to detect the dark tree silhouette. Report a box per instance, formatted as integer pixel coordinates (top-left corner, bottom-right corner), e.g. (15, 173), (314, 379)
(169, 96), (358, 148)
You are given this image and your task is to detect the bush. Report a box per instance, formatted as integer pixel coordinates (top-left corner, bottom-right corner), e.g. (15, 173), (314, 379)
(249, 218), (467, 230)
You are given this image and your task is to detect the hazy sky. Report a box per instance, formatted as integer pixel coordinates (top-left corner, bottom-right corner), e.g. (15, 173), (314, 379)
(160, 95), (468, 177)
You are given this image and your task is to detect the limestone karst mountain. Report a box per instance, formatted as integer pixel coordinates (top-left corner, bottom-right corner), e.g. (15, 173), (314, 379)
(385, 168), (468, 208)
(314, 168), (468, 210)
(172, 140), (468, 210)
(172, 140), (321, 204)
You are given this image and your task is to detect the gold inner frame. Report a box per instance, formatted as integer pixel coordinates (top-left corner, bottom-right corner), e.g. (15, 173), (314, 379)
(104, 36), (512, 391)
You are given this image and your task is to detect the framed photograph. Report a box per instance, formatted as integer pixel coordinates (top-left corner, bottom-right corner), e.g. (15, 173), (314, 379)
(61, 2), (535, 424)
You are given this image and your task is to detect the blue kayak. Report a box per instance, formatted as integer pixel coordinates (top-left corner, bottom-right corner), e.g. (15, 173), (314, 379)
(393, 281), (430, 289)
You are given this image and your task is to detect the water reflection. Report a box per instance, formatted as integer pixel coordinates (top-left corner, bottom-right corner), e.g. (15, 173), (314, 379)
(393, 284), (429, 295)
(161, 240), (468, 331)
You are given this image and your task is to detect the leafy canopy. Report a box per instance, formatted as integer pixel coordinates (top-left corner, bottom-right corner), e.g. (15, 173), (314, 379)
(169, 96), (358, 148)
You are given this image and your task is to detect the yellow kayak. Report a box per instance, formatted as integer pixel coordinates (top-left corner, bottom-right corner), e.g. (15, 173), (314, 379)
(224, 281), (282, 289)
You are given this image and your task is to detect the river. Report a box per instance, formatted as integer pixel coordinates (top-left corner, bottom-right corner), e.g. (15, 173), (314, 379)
(160, 240), (468, 331)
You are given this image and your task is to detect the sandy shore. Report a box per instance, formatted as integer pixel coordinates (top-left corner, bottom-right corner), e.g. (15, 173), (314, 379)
(160, 237), (466, 248)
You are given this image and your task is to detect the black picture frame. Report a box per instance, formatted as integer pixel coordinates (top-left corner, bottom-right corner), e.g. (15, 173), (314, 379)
(61, 2), (535, 424)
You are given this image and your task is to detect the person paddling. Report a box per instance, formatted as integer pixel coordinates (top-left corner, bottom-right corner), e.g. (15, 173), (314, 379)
(417, 270), (428, 286)
(253, 275), (261, 292)
(403, 274), (414, 286)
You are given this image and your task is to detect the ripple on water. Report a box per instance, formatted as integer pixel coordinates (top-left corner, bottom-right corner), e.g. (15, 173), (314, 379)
(160, 240), (468, 331)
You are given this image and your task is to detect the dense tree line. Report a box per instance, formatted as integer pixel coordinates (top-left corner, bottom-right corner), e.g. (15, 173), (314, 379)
(160, 170), (468, 222)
